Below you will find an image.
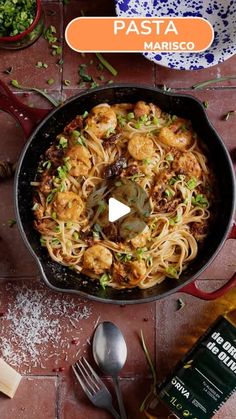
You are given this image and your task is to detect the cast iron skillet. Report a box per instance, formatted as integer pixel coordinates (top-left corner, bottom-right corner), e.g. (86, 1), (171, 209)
(0, 81), (235, 303)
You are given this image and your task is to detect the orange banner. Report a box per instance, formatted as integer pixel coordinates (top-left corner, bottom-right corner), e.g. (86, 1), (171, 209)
(65, 17), (214, 53)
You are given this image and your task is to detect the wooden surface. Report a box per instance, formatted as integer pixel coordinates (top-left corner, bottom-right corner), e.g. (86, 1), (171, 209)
(0, 1), (235, 418)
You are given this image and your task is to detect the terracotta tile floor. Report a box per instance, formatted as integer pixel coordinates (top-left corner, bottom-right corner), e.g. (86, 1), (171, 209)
(0, 1), (235, 418)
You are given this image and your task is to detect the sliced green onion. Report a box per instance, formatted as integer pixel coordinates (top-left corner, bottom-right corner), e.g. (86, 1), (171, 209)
(191, 194), (209, 208)
(99, 273), (110, 289)
(95, 53), (118, 77)
(58, 136), (68, 149)
(166, 266), (179, 279)
(166, 153), (174, 162)
(187, 177), (197, 190)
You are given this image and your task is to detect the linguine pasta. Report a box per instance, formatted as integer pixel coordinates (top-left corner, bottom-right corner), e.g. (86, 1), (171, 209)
(33, 101), (214, 290)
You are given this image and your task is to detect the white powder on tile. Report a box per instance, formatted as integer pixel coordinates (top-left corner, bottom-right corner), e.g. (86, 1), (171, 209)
(0, 283), (93, 372)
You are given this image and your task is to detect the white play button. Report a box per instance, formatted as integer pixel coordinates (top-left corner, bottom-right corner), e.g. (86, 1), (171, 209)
(108, 197), (131, 222)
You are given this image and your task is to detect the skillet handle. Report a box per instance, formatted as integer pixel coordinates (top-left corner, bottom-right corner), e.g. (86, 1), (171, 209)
(180, 273), (236, 300)
(0, 80), (50, 138)
(180, 223), (236, 300)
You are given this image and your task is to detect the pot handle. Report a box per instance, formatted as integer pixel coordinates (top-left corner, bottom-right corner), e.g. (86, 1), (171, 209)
(0, 80), (50, 138)
(180, 272), (236, 300)
(180, 224), (236, 300)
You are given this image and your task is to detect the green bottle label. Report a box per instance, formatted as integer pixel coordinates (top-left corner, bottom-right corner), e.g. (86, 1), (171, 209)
(159, 316), (236, 419)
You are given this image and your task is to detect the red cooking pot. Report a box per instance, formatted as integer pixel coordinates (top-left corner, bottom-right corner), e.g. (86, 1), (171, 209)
(0, 81), (235, 303)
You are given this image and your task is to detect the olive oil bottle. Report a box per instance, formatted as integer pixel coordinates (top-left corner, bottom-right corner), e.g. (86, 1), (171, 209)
(158, 307), (236, 419)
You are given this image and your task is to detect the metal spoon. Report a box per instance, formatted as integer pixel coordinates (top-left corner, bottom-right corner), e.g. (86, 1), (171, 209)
(93, 321), (128, 419)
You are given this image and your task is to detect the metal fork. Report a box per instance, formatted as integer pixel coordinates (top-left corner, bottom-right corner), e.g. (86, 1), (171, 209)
(72, 357), (121, 419)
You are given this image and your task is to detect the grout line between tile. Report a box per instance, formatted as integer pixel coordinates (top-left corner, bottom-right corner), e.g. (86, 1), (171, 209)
(55, 375), (60, 419)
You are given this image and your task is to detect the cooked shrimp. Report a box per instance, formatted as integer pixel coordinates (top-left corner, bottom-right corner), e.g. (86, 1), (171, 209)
(134, 101), (161, 118)
(86, 104), (117, 139)
(128, 134), (154, 160)
(173, 152), (202, 178)
(130, 225), (150, 248)
(83, 244), (113, 275)
(53, 191), (84, 221)
(158, 127), (192, 150)
(66, 145), (91, 176)
(134, 101), (151, 118)
(128, 260), (146, 285)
